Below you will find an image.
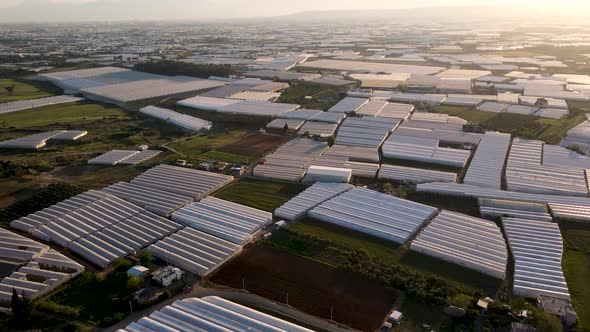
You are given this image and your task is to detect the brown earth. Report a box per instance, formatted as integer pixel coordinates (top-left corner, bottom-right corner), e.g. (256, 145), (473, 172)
(216, 133), (291, 160)
(211, 245), (400, 331)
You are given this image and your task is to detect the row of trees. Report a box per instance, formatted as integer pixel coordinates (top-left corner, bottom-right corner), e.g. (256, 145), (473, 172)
(134, 60), (235, 79)
(342, 250), (457, 305)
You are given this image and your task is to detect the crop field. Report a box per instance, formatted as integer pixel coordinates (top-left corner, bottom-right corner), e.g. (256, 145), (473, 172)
(276, 82), (348, 110)
(561, 221), (590, 330)
(216, 133), (292, 161)
(275, 218), (505, 297)
(165, 128), (253, 163)
(0, 101), (188, 200)
(434, 103), (590, 144)
(0, 78), (61, 104)
(211, 244), (401, 331)
(214, 178), (307, 212)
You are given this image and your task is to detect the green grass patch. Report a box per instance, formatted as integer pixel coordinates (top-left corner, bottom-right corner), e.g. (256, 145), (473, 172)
(561, 221), (590, 329)
(47, 267), (141, 327)
(434, 102), (590, 144)
(281, 218), (504, 296)
(0, 78), (61, 104)
(562, 250), (590, 330)
(167, 128), (250, 159)
(199, 150), (252, 164)
(214, 178), (307, 212)
(277, 81), (348, 110)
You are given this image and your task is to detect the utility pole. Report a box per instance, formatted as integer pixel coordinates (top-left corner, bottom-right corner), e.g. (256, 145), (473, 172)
(330, 305), (333, 321)
(129, 300), (133, 314)
(286, 292), (289, 305)
(242, 275), (245, 291)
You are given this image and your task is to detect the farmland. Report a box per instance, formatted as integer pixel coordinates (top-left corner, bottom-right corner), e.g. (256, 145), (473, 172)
(434, 102), (590, 144)
(214, 178), (307, 212)
(0, 101), (190, 199)
(211, 244), (401, 331)
(0, 78), (61, 104)
(276, 82), (348, 110)
(561, 221), (590, 330)
(274, 218), (505, 297)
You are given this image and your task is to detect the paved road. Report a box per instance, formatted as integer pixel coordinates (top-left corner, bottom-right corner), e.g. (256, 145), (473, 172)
(104, 285), (363, 332)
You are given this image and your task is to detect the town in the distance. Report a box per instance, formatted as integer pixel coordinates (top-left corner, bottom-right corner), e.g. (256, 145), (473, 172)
(0, 3), (589, 332)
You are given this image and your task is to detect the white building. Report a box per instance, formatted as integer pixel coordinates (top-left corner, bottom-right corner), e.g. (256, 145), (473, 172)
(152, 266), (184, 287)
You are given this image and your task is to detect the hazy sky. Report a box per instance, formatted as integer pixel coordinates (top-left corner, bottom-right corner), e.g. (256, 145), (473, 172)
(1, 0), (590, 21)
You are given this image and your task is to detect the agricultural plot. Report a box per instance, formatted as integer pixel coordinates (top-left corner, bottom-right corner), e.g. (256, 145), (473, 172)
(0, 78), (61, 104)
(214, 178), (307, 212)
(211, 245), (401, 331)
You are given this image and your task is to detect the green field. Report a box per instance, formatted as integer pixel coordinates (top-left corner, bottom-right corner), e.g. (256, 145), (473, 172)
(277, 81), (348, 110)
(561, 221), (590, 330)
(214, 178), (307, 212)
(273, 218), (505, 297)
(166, 128), (253, 163)
(0, 102), (191, 199)
(434, 103), (589, 144)
(0, 78), (61, 104)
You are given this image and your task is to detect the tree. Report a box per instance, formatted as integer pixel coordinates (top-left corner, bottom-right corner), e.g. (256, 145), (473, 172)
(11, 289), (32, 326)
(126, 276), (142, 291)
(4, 85), (15, 94)
(398, 84), (408, 92)
(531, 310), (563, 332)
(139, 251), (152, 267)
(535, 97), (549, 107)
(283, 123), (289, 133)
(327, 135), (336, 147)
(569, 143), (584, 155)
(382, 182), (394, 193)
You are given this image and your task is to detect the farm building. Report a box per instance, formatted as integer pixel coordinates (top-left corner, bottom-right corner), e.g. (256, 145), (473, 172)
(309, 187), (438, 244)
(0, 130), (87, 150)
(310, 153), (380, 179)
(327, 97), (369, 114)
(253, 138), (329, 182)
(0, 95), (84, 115)
(302, 165), (352, 184)
(88, 149), (161, 166)
(103, 181), (193, 217)
(171, 197), (272, 245)
(382, 135), (471, 168)
(297, 59), (444, 76)
(506, 138), (589, 197)
(410, 210), (508, 279)
(503, 218), (571, 300)
(336, 116), (400, 149)
(0, 230), (84, 308)
(177, 96), (299, 117)
(274, 182), (354, 221)
(479, 199), (553, 222)
(378, 164), (457, 184)
(463, 132), (512, 189)
(129, 165), (234, 200)
(139, 106), (213, 131)
(148, 228), (242, 277)
(118, 296), (314, 332)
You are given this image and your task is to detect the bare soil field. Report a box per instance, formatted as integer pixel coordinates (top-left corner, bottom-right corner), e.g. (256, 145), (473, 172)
(216, 133), (291, 160)
(211, 245), (400, 331)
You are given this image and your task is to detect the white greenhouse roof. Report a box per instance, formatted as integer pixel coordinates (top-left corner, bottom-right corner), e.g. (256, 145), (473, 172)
(118, 296), (314, 332)
(336, 116), (400, 149)
(148, 228), (242, 277)
(274, 182), (354, 221)
(382, 135), (471, 168)
(0, 95), (84, 115)
(309, 187), (438, 244)
(463, 132), (512, 189)
(171, 197), (272, 245)
(411, 210), (508, 279)
(0, 130), (87, 150)
(140, 106), (213, 131)
(503, 218), (570, 300)
(327, 97), (369, 114)
(130, 165), (234, 200)
(378, 164), (457, 184)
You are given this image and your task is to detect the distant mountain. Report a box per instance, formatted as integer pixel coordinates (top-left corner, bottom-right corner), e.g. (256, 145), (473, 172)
(276, 6), (572, 23)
